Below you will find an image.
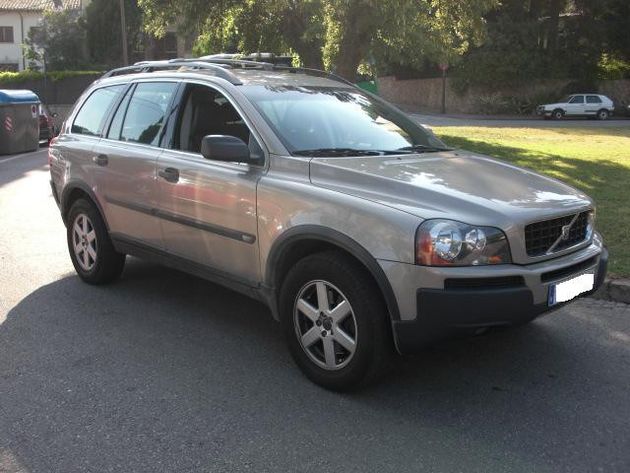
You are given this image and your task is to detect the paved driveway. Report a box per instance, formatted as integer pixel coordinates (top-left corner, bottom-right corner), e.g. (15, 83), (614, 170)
(1, 150), (629, 472)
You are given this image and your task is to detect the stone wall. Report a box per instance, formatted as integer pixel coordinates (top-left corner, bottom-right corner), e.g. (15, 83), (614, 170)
(377, 76), (630, 114)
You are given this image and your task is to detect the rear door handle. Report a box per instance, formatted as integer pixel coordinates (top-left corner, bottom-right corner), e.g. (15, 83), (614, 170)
(92, 154), (108, 166)
(158, 167), (180, 183)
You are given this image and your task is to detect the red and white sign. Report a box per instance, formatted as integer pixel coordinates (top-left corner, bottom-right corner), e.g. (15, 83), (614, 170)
(3, 115), (13, 133)
(438, 63), (449, 72)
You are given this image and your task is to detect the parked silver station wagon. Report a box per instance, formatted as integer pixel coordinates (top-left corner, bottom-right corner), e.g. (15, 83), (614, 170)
(49, 58), (608, 390)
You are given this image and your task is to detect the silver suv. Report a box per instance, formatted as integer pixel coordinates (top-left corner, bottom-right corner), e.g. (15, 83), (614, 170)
(49, 59), (608, 390)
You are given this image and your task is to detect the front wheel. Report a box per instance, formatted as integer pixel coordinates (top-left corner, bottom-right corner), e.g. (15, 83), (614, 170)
(279, 251), (393, 391)
(552, 109), (564, 120)
(67, 198), (125, 284)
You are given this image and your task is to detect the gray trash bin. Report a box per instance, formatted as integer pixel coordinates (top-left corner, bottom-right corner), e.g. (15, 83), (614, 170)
(0, 89), (41, 155)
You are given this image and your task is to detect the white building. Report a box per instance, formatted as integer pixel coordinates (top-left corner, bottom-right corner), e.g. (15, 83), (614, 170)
(0, 0), (88, 71)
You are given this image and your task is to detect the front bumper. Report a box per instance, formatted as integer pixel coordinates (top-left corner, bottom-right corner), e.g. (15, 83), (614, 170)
(383, 240), (608, 354)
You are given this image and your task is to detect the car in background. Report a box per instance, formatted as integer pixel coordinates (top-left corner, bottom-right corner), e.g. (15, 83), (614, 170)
(39, 103), (58, 144)
(537, 94), (615, 120)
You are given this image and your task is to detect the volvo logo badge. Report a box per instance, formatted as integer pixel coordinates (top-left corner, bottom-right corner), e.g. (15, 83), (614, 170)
(560, 224), (571, 241)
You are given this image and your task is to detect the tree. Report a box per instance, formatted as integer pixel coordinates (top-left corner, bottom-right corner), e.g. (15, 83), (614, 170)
(138, 0), (498, 80)
(24, 9), (87, 70)
(85, 0), (143, 67)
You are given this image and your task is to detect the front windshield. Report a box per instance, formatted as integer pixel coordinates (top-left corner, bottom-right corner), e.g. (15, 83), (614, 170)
(241, 85), (448, 156)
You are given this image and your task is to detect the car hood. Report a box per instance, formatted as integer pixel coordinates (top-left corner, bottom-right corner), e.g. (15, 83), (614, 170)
(541, 102), (566, 108)
(309, 150), (592, 228)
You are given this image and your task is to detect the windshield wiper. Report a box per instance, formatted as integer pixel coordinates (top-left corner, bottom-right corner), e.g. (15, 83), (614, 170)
(292, 148), (388, 157)
(396, 144), (452, 153)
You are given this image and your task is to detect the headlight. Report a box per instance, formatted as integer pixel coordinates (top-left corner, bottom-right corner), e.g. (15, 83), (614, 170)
(415, 219), (511, 266)
(585, 210), (595, 241)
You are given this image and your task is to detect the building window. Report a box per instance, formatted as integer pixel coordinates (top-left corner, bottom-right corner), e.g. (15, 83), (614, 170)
(0, 26), (15, 43)
(29, 26), (43, 42)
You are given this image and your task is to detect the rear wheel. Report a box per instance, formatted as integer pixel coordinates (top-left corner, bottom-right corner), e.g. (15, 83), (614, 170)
(66, 198), (125, 284)
(597, 109), (609, 120)
(280, 251), (393, 391)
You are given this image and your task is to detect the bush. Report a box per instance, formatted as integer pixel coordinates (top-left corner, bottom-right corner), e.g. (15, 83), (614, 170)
(0, 70), (102, 85)
(598, 54), (630, 80)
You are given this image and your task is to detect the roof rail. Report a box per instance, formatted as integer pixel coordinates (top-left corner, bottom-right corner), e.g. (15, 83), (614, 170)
(101, 58), (356, 88)
(272, 66), (355, 87)
(193, 58), (354, 87)
(101, 60), (243, 85)
(195, 56), (275, 70)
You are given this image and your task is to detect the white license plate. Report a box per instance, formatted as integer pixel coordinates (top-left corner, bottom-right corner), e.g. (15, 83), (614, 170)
(548, 273), (594, 306)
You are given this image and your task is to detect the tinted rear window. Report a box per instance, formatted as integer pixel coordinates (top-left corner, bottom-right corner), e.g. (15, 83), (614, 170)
(72, 85), (125, 136)
(586, 95), (602, 104)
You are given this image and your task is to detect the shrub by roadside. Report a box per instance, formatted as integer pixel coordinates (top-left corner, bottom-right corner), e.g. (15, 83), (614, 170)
(0, 70), (103, 86)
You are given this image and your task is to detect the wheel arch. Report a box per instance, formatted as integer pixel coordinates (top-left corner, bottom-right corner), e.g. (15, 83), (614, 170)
(60, 181), (109, 230)
(265, 225), (401, 322)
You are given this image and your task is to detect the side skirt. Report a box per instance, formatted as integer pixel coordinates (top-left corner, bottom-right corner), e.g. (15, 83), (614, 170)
(111, 233), (272, 309)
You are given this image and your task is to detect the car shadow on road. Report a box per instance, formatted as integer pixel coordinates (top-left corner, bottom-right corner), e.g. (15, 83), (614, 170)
(1, 259), (629, 471)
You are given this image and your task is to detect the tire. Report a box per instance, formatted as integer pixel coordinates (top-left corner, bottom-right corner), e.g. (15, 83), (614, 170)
(279, 250), (394, 391)
(597, 109), (609, 120)
(66, 198), (125, 284)
(552, 109), (564, 120)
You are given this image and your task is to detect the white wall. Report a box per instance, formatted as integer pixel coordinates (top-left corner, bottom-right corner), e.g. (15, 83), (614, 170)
(0, 12), (44, 71)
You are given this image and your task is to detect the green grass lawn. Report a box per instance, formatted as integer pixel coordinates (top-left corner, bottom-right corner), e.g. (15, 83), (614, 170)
(433, 126), (630, 277)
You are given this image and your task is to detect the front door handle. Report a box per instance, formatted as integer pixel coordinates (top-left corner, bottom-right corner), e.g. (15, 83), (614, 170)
(92, 154), (108, 166)
(158, 167), (180, 183)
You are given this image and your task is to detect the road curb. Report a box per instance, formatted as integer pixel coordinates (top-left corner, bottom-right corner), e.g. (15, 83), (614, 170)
(591, 278), (630, 304)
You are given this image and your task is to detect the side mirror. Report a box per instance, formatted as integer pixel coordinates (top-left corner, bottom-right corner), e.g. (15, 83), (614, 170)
(201, 135), (251, 163)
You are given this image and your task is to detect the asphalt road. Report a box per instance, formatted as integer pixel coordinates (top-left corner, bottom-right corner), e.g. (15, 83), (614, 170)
(411, 113), (630, 128)
(1, 149), (629, 473)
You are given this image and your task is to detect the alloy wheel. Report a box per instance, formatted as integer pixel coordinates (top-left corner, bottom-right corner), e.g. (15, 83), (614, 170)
(294, 280), (358, 370)
(72, 213), (98, 271)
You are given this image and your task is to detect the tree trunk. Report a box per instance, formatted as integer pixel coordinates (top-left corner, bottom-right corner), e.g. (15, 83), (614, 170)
(281, 3), (324, 70)
(546, 0), (565, 51)
(333, 0), (375, 81)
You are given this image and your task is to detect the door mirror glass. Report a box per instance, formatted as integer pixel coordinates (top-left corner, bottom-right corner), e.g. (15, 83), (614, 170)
(201, 135), (251, 162)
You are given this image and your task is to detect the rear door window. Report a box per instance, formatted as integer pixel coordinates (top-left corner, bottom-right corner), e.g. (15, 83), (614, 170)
(118, 82), (178, 147)
(72, 85), (125, 136)
(586, 95), (602, 104)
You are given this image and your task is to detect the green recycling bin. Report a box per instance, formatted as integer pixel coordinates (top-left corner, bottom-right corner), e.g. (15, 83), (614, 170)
(0, 89), (41, 155)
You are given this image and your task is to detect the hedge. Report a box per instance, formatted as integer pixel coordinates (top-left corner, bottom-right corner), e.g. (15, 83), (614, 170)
(0, 70), (103, 85)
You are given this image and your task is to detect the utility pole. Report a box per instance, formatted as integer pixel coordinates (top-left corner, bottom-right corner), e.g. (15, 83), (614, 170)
(439, 63), (449, 114)
(119, 0), (128, 65)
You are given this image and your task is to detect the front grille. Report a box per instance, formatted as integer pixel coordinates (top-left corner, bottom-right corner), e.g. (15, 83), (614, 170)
(525, 211), (590, 257)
